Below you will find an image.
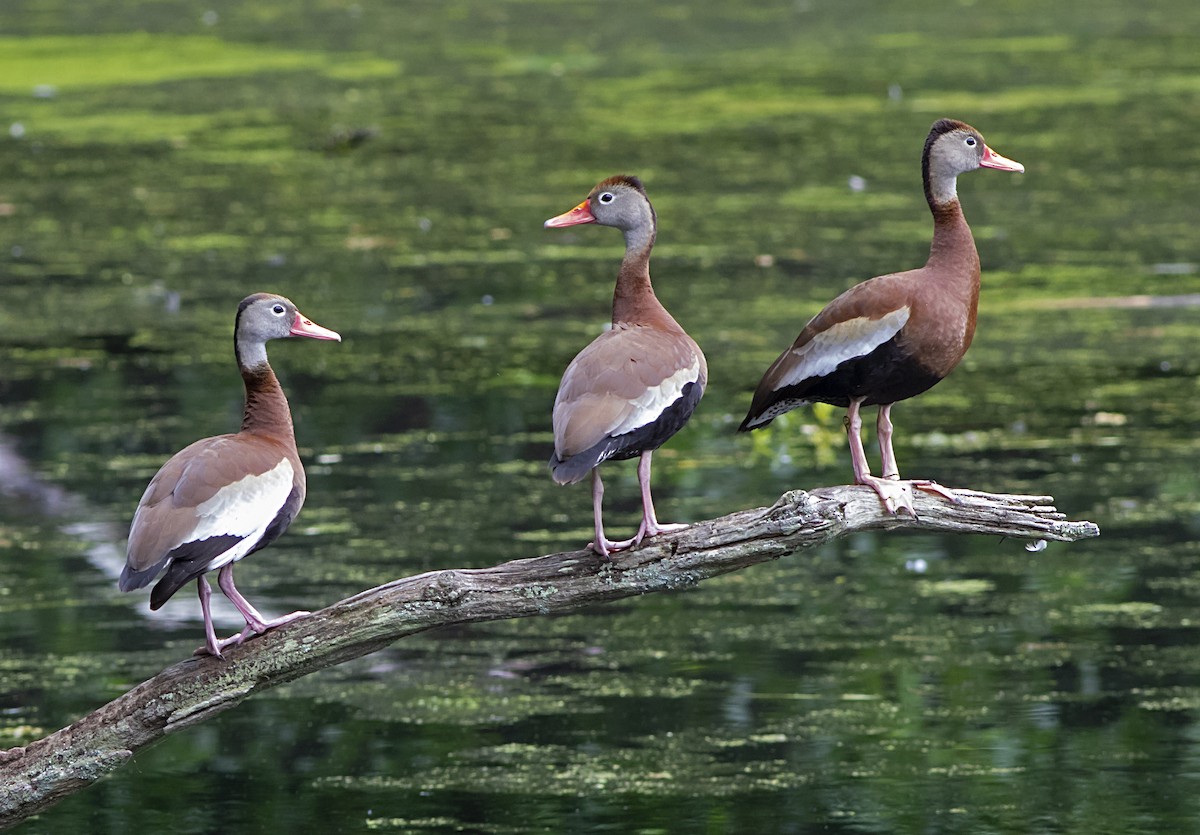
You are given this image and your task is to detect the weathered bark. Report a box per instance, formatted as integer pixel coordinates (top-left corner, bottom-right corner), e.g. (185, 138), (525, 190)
(0, 485), (1099, 829)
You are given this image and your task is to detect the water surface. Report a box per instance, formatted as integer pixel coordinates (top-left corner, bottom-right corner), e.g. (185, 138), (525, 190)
(2, 1), (1200, 832)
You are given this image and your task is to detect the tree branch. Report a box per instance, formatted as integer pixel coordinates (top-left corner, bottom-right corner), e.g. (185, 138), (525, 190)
(0, 485), (1099, 829)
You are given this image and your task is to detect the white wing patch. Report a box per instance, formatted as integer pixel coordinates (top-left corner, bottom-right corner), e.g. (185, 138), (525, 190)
(188, 459), (294, 569)
(777, 307), (910, 389)
(608, 359), (702, 438)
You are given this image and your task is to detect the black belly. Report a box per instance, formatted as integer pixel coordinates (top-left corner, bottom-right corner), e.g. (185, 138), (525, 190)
(790, 337), (946, 409)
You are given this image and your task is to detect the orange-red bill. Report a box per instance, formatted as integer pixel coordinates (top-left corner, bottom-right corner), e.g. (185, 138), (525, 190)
(544, 200), (596, 228)
(980, 145), (1024, 173)
(290, 314), (342, 341)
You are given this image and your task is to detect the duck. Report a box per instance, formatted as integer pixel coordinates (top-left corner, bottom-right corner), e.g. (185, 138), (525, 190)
(119, 293), (341, 657)
(738, 119), (1023, 515)
(545, 175), (707, 557)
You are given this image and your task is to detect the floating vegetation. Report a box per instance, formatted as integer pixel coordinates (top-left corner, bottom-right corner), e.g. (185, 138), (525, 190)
(315, 738), (814, 798)
(0, 723), (45, 745)
(916, 579), (997, 598)
(1067, 602), (1167, 629)
(1134, 687), (1200, 713)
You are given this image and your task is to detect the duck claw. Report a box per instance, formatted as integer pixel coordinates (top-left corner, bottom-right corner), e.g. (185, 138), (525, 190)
(859, 475), (917, 516)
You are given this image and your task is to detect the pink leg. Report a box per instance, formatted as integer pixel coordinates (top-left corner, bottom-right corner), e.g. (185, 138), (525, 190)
(196, 576), (225, 658)
(846, 398), (874, 483)
(194, 575), (255, 657)
(586, 454), (688, 559)
(588, 468), (630, 558)
(194, 568), (308, 658)
(218, 564), (308, 635)
(846, 398), (917, 516)
(630, 450), (689, 546)
(877, 403), (959, 505)
(877, 403), (900, 479)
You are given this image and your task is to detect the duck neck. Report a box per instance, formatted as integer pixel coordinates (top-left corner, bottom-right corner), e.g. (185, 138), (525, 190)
(238, 357), (297, 444)
(921, 196), (979, 266)
(922, 147), (981, 274)
(612, 224), (674, 328)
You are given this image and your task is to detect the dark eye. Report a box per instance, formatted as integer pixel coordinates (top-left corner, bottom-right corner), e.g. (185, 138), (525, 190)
(965, 136), (977, 147)
(272, 303), (286, 315)
(598, 192), (614, 204)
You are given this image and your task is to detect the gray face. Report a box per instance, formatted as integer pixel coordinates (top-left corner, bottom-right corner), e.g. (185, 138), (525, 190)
(234, 294), (302, 369)
(241, 296), (299, 344)
(931, 127), (987, 180)
(926, 127), (988, 205)
(588, 185), (654, 233)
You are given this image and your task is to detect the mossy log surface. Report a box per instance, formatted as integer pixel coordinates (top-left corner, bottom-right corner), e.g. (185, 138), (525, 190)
(0, 485), (1099, 829)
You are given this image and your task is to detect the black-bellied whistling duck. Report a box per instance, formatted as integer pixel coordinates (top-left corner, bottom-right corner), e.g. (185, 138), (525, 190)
(739, 119), (1023, 515)
(119, 293), (340, 657)
(545, 175), (707, 558)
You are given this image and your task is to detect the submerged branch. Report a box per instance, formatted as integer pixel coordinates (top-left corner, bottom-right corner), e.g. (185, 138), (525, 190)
(0, 485), (1098, 828)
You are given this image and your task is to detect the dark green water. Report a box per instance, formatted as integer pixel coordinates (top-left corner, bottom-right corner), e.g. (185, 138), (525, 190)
(2, 0), (1200, 832)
